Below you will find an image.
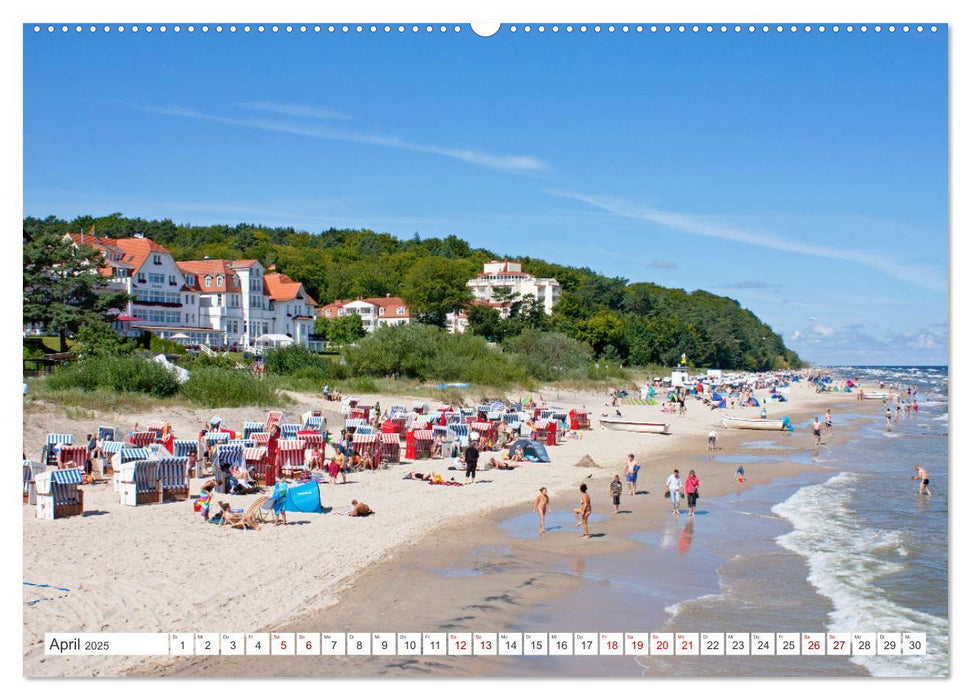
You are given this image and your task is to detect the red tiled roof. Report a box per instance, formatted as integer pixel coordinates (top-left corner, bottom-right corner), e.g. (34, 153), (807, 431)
(264, 272), (317, 306)
(101, 237), (173, 272)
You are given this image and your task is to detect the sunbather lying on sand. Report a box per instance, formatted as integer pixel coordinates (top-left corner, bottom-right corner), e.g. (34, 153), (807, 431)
(348, 499), (374, 517)
(405, 471), (432, 481)
(488, 457), (514, 469)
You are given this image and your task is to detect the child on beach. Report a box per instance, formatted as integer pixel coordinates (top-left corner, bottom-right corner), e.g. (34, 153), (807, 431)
(610, 476), (622, 515)
(573, 483), (591, 538)
(533, 487), (550, 535)
(626, 454), (640, 495)
(735, 465), (746, 484)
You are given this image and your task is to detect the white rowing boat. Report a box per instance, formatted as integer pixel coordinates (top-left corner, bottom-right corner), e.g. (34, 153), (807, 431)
(720, 415), (787, 431)
(599, 418), (671, 434)
(862, 392), (891, 400)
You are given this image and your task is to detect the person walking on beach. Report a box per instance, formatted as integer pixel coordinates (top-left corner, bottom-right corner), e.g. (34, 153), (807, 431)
(886, 406), (893, 432)
(573, 483), (592, 538)
(626, 454), (640, 495)
(684, 470), (700, 517)
(533, 487), (550, 535)
(464, 442), (479, 483)
(913, 465), (932, 496)
(812, 417), (822, 446)
(707, 430), (717, 451)
(610, 475), (623, 515)
(666, 469), (683, 516)
(825, 409), (833, 435)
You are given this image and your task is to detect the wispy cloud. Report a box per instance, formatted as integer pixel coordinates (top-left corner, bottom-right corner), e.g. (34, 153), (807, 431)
(650, 259), (677, 270)
(788, 319), (948, 364)
(142, 105), (548, 174)
(238, 101), (350, 120)
(544, 188), (944, 291)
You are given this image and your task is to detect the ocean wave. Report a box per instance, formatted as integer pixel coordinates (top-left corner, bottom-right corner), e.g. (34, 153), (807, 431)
(663, 592), (726, 618)
(772, 474), (949, 676)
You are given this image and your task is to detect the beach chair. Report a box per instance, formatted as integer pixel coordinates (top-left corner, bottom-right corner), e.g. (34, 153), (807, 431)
(42, 433), (73, 466)
(119, 460), (161, 506)
(411, 401), (427, 414)
(298, 430), (324, 450)
(97, 426), (117, 442)
(351, 433), (381, 468)
(243, 446), (270, 486)
(24, 460), (49, 505)
(278, 439), (306, 478)
(251, 432), (270, 446)
(172, 439), (200, 477)
(264, 411), (283, 433)
(380, 432), (401, 464)
(243, 421), (265, 440)
(301, 414), (324, 432)
(97, 441), (127, 476)
(219, 496), (268, 530)
(130, 431), (156, 448)
(279, 423), (301, 440)
(157, 457), (190, 503)
(56, 445), (89, 471)
(410, 429), (435, 459)
(111, 447), (153, 492)
(34, 468), (84, 519)
(145, 421), (166, 439)
(204, 431), (230, 448)
(212, 443), (244, 473)
(447, 423), (470, 448)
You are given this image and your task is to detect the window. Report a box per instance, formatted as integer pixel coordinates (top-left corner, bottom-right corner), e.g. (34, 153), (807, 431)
(186, 275), (195, 286)
(153, 254), (162, 265)
(216, 275), (224, 287)
(169, 275), (177, 285)
(148, 273), (165, 285)
(325, 309), (332, 317)
(205, 276), (212, 288)
(217, 294), (223, 307)
(379, 307), (385, 316)
(338, 309), (345, 317)
(397, 307), (407, 316)
(137, 273), (146, 283)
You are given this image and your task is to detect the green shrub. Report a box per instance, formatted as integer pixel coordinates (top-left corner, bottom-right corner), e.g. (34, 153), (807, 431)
(264, 344), (331, 377)
(47, 355), (179, 397)
(179, 367), (280, 408)
(148, 334), (187, 356)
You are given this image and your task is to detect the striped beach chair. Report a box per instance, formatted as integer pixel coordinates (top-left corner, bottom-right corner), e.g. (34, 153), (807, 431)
(158, 457), (190, 502)
(298, 430), (324, 449)
(243, 421), (265, 440)
(486, 411), (502, 422)
(119, 461), (161, 505)
(471, 421), (496, 445)
(23, 460), (33, 504)
(264, 411), (283, 432)
(243, 446), (270, 486)
(98, 441), (127, 475)
(172, 439), (198, 459)
(411, 401), (427, 414)
(344, 418), (368, 432)
(213, 443), (244, 471)
(130, 431), (156, 448)
(380, 433), (400, 464)
(145, 421), (167, 439)
(97, 426), (117, 442)
(110, 447), (152, 494)
(35, 468), (84, 519)
(448, 423), (470, 447)
(412, 429), (435, 459)
(279, 423), (301, 440)
(43, 433), (73, 466)
(251, 432), (270, 446)
(539, 409), (554, 421)
(278, 439), (305, 478)
(204, 431), (230, 448)
(57, 445), (88, 471)
(351, 433), (381, 468)
(355, 425), (375, 436)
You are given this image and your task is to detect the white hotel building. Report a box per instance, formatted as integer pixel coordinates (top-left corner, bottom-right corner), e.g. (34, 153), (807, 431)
(466, 260), (561, 315)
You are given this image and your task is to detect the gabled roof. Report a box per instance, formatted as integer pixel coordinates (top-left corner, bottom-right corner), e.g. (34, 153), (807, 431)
(101, 237), (173, 272)
(177, 260), (242, 293)
(264, 272), (317, 306)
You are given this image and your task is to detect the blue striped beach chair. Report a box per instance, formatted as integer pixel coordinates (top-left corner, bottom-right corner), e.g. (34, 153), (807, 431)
(344, 418), (368, 431)
(279, 423), (301, 440)
(302, 415), (324, 432)
(172, 439), (198, 459)
(448, 424), (470, 447)
(129, 460), (160, 505)
(23, 460), (32, 503)
(158, 457), (189, 502)
(118, 448), (152, 464)
(43, 433), (74, 466)
(355, 425), (374, 435)
(97, 426), (117, 442)
(411, 401), (427, 414)
(213, 443), (243, 470)
(205, 431), (230, 448)
(243, 421), (265, 440)
(37, 469), (84, 518)
(539, 409), (554, 421)
(486, 411), (502, 421)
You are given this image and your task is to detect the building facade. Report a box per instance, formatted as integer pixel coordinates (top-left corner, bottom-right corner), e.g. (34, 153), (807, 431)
(317, 295), (412, 333)
(466, 260), (561, 315)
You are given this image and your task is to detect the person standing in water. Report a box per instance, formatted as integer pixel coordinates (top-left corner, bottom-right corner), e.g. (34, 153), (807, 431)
(886, 406), (893, 432)
(666, 469), (683, 516)
(626, 454), (640, 496)
(825, 409), (833, 435)
(684, 469), (700, 517)
(533, 487), (550, 535)
(573, 483), (592, 538)
(812, 416), (822, 446)
(913, 465), (932, 496)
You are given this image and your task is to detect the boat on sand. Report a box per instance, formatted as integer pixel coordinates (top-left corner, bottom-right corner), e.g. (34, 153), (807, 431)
(599, 418), (670, 434)
(720, 415), (790, 431)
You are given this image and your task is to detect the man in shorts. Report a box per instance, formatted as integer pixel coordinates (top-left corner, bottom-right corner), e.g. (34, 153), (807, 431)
(913, 464), (932, 496)
(464, 442), (479, 483)
(610, 475), (623, 515)
(626, 454), (640, 495)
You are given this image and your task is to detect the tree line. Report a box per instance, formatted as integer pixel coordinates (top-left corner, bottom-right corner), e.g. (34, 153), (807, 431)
(23, 213), (803, 370)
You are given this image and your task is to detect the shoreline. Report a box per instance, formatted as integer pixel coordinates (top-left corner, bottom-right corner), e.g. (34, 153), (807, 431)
(23, 378), (873, 677)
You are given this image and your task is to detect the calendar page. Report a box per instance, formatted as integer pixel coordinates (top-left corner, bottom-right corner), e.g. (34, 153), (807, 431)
(18, 0), (952, 687)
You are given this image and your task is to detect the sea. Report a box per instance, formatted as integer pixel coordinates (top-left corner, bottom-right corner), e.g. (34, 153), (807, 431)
(493, 366), (949, 677)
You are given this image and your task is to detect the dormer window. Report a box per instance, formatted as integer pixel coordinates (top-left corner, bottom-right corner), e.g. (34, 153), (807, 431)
(379, 307), (385, 316)
(397, 307), (407, 315)
(216, 275), (224, 287)
(325, 309), (332, 317)
(205, 276), (212, 288)
(153, 254), (162, 265)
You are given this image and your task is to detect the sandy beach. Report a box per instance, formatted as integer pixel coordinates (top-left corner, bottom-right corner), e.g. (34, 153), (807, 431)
(23, 379), (873, 677)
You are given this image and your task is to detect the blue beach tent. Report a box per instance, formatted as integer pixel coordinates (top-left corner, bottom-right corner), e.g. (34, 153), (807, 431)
(270, 480), (323, 514)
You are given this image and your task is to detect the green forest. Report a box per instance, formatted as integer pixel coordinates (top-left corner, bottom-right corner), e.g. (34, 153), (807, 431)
(23, 213), (803, 371)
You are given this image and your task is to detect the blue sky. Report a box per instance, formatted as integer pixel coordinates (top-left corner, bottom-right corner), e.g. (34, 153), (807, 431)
(23, 24), (948, 365)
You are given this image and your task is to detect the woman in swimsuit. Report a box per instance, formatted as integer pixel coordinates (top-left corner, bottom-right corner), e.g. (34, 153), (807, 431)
(533, 487), (550, 535)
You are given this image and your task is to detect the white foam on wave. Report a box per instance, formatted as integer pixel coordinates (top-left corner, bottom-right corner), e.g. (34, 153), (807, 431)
(772, 473), (948, 676)
(934, 413), (948, 422)
(664, 592), (725, 617)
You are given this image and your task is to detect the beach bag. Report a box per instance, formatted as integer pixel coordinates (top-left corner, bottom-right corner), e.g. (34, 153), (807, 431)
(664, 489), (670, 498)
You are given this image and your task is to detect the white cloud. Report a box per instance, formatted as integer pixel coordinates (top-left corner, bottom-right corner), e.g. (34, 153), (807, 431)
(143, 105), (549, 175)
(544, 188), (944, 291)
(237, 102), (350, 120)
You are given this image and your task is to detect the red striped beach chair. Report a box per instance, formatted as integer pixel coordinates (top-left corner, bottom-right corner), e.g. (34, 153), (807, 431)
(278, 439), (306, 478)
(43, 433), (73, 466)
(264, 411), (283, 433)
(380, 433), (401, 464)
(251, 432), (270, 446)
(298, 430), (324, 449)
(412, 429), (435, 459)
(352, 433), (381, 468)
(243, 446), (270, 486)
(130, 431), (156, 448)
(57, 445), (88, 471)
(158, 457), (190, 503)
(34, 468), (84, 519)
